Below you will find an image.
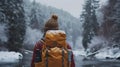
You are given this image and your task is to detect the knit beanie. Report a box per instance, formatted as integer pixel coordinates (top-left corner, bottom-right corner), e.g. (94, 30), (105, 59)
(44, 14), (59, 32)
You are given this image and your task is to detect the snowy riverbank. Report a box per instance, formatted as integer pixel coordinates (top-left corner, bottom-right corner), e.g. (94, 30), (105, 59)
(73, 48), (120, 60)
(0, 48), (120, 64)
(0, 51), (23, 63)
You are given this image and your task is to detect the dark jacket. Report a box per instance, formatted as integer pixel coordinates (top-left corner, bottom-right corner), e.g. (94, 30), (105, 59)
(31, 40), (75, 67)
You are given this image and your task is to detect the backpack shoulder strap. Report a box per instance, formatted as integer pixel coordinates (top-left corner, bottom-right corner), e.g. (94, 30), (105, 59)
(40, 39), (45, 45)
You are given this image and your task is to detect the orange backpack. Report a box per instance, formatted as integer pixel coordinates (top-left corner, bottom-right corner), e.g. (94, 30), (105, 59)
(35, 30), (72, 67)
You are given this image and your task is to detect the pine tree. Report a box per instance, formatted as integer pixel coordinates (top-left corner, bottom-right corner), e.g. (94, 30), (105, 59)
(0, 0), (7, 24)
(29, 0), (39, 29)
(29, 0), (44, 31)
(81, 0), (99, 51)
(111, 0), (120, 45)
(101, 0), (120, 46)
(2, 0), (26, 51)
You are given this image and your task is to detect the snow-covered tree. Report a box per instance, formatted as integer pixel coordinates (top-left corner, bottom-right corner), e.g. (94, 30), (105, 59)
(112, 0), (120, 44)
(29, 0), (45, 30)
(101, 0), (120, 46)
(1, 0), (26, 51)
(81, 0), (99, 51)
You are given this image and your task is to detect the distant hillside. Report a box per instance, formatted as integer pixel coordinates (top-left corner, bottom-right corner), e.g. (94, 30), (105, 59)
(23, 0), (82, 49)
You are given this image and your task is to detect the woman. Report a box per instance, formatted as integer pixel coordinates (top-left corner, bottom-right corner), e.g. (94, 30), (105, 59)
(31, 14), (75, 67)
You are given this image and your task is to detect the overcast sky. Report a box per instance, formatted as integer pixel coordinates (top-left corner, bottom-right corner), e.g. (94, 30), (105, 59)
(30, 0), (84, 18)
(30, 0), (108, 18)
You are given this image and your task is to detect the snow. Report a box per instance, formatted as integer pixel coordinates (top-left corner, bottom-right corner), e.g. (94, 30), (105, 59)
(73, 49), (86, 57)
(24, 27), (43, 45)
(46, 30), (66, 34)
(95, 50), (114, 59)
(0, 51), (23, 63)
(99, 0), (109, 7)
(95, 47), (120, 59)
(89, 36), (107, 49)
(73, 47), (120, 60)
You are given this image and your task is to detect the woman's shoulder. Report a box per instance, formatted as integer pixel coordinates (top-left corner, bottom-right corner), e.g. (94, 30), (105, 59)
(66, 42), (72, 49)
(34, 40), (44, 49)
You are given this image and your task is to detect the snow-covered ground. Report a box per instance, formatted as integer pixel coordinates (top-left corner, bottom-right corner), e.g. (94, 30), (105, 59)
(0, 51), (23, 63)
(73, 47), (120, 60)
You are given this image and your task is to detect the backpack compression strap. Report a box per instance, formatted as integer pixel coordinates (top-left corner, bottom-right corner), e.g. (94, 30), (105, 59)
(62, 48), (64, 67)
(46, 47), (49, 67)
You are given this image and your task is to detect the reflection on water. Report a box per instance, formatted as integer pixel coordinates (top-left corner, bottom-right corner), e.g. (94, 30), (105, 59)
(81, 60), (120, 67)
(75, 55), (120, 67)
(0, 62), (22, 67)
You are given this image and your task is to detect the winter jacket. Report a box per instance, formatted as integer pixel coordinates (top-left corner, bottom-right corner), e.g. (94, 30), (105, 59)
(31, 40), (75, 67)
